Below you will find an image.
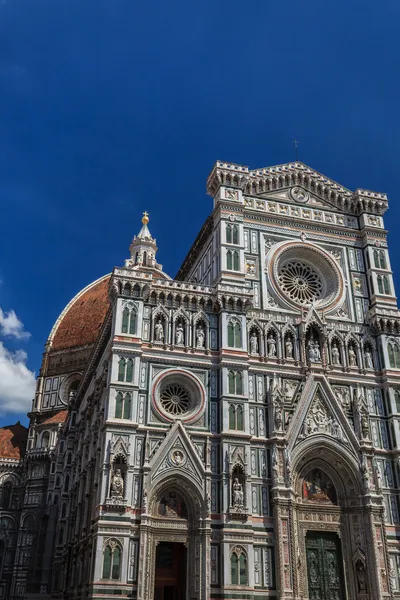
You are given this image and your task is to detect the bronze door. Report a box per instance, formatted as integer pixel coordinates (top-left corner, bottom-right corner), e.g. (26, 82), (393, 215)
(154, 542), (187, 600)
(305, 532), (345, 600)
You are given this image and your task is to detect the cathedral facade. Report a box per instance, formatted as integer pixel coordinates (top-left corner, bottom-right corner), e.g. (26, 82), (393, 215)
(1, 160), (400, 600)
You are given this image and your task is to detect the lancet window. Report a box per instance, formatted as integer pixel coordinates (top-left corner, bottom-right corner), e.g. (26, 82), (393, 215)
(1, 482), (13, 509)
(121, 306), (137, 334)
(377, 274), (391, 295)
(228, 371), (243, 395)
(373, 249), (387, 269)
(227, 250), (240, 271)
(388, 342), (400, 368)
(102, 541), (122, 580)
(117, 358), (134, 382)
(226, 224), (239, 244)
(115, 392), (132, 419)
(229, 404), (244, 430)
(230, 547), (248, 585)
(228, 320), (242, 348)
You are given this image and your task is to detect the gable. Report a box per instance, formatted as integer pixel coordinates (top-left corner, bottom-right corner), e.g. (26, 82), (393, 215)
(287, 374), (359, 455)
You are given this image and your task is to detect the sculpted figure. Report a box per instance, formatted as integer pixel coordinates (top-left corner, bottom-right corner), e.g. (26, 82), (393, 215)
(365, 348), (374, 369)
(348, 345), (357, 366)
(232, 478), (244, 506)
(285, 337), (293, 359)
(331, 343), (341, 365)
(250, 332), (258, 355)
(111, 469), (124, 497)
(175, 322), (184, 345)
(267, 335), (276, 357)
(313, 340), (321, 362)
(196, 325), (205, 348)
(155, 319), (164, 342)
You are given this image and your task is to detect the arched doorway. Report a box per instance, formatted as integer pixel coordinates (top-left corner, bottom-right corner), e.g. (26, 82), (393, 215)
(274, 440), (388, 600)
(137, 478), (208, 600)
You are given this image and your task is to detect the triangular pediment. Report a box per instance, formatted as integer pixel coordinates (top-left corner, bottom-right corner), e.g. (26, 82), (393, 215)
(288, 375), (359, 455)
(148, 421), (205, 492)
(256, 189), (333, 210)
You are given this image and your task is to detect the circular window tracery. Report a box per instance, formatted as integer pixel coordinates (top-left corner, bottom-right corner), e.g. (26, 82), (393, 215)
(152, 369), (206, 424)
(160, 383), (191, 416)
(278, 262), (323, 305)
(266, 240), (345, 314)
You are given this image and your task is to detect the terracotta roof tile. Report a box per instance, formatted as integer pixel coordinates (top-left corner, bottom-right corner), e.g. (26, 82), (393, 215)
(51, 276), (110, 351)
(0, 422), (28, 460)
(41, 410), (68, 425)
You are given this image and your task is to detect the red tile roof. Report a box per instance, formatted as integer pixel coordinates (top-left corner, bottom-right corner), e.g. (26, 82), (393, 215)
(51, 276), (110, 351)
(41, 410), (68, 425)
(0, 422), (28, 460)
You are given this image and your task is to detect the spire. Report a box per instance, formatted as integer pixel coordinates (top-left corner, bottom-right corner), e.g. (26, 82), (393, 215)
(125, 212), (163, 272)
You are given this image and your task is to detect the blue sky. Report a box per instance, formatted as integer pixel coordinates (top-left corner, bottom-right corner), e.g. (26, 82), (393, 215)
(1, 0), (400, 426)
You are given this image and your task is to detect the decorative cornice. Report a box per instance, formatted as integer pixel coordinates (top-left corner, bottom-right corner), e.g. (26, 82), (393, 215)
(207, 161), (388, 216)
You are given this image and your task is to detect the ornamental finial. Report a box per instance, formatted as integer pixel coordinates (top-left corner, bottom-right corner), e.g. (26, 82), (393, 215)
(142, 211), (149, 225)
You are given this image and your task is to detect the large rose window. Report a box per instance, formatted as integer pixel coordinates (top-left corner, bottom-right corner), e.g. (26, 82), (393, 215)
(266, 240), (345, 314)
(278, 262), (323, 305)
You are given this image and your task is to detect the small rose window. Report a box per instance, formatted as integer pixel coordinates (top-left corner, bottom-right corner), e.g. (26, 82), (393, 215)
(160, 383), (191, 416)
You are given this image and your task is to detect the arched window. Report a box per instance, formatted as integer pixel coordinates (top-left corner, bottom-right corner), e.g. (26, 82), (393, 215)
(115, 392), (123, 418)
(231, 553), (238, 584)
(228, 371), (235, 394)
(226, 224), (232, 244)
(64, 475), (69, 493)
(236, 405), (244, 430)
(102, 542), (122, 580)
(61, 503), (67, 519)
(123, 393), (132, 420)
(377, 275), (384, 294)
(395, 391), (400, 413)
(58, 527), (64, 545)
(383, 275), (391, 295)
(125, 358), (134, 382)
(236, 372), (243, 395)
(227, 250), (233, 270)
(380, 251), (387, 269)
(231, 548), (247, 585)
(233, 251), (239, 271)
(121, 308), (130, 333)
(118, 358), (126, 382)
(228, 321), (242, 348)
(2, 482), (12, 509)
(232, 225), (239, 245)
(42, 431), (50, 449)
(373, 250), (379, 268)
(229, 405), (236, 429)
(389, 343), (400, 368)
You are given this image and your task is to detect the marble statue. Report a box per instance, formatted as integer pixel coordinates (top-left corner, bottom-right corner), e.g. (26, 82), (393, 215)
(155, 319), (164, 342)
(267, 335), (276, 357)
(175, 322), (184, 345)
(111, 469), (124, 497)
(232, 478), (244, 506)
(250, 332), (258, 354)
(196, 325), (205, 348)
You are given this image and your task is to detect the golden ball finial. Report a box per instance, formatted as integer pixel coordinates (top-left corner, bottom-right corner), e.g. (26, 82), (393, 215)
(142, 211), (149, 225)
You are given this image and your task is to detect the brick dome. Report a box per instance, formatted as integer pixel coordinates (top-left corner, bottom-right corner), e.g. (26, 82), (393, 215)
(0, 422), (28, 460)
(49, 275), (111, 351)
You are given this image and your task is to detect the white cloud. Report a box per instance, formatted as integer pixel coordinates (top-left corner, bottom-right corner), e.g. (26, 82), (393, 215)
(0, 308), (31, 339)
(0, 342), (35, 415)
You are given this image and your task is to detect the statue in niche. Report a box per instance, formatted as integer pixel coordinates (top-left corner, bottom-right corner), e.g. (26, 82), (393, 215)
(308, 339), (321, 363)
(285, 337), (293, 359)
(355, 560), (367, 592)
(267, 334), (276, 357)
(175, 322), (184, 345)
(250, 331), (258, 355)
(232, 478), (244, 507)
(361, 412), (369, 438)
(331, 343), (341, 365)
(273, 395), (283, 431)
(348, 345), (357, 366)
(196, 325), (205, 348)
(155, 319), (164, 342)
(302, 469), (337, 504)
(110, 469), (124, 498)
(158, 491), (187, 518)
(365, 348), (374, 369)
